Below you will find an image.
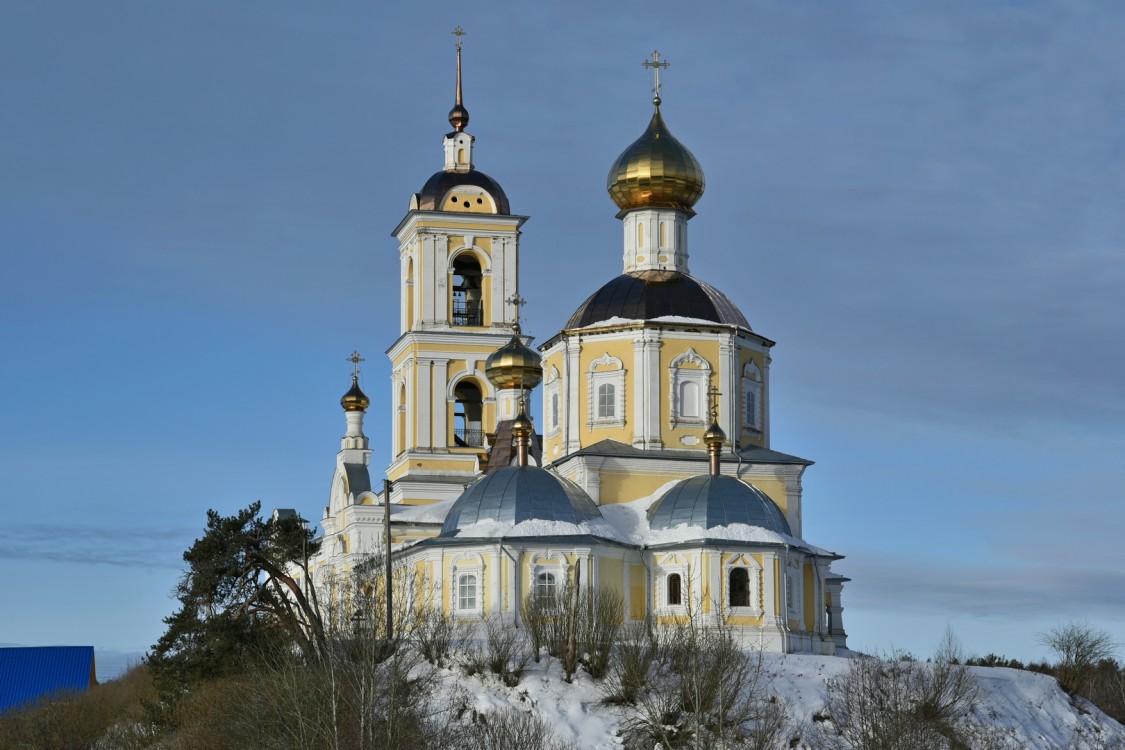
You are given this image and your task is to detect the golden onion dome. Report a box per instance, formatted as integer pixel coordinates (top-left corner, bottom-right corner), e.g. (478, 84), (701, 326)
(340, 375), (370, 412)
(484, 328), (543, 390)
(703, 419), (726, 446)
(511, 407), (535, 438)
(607, 98), (705, 214)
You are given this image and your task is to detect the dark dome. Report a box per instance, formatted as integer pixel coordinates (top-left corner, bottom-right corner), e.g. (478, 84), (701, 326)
(566, 272), (750, 329)
(648, 475), (791, 535)
(416, 169), (510, 214)
(440, 466), (602, 536)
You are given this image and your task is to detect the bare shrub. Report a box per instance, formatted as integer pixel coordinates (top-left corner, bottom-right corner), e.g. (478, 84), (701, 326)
(523, 583), (625, 680)
(415, 605), (472, 668)
(609, 613), (789, 750)
(603, 619), (661, 705)
(1037, 622), (1119, 696)
(453, 707), (582, 750)
(810, 636), (983, 750)
(483, 614), (532, 687)
(0, 663), (158, 750)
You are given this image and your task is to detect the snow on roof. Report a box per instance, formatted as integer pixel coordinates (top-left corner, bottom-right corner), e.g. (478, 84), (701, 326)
(573, 314), (725, 331)
(392, 497), (456, 524)
(438, 478), (835, 554)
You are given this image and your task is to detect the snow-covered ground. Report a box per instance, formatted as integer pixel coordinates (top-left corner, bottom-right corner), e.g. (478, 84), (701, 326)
(433, 651), (1125, 749)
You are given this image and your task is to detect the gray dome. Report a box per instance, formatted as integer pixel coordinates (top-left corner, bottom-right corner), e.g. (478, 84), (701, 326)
(566, 272), (751, 329)
(440, 466), (602, 536)
(647, 475), (791, 535)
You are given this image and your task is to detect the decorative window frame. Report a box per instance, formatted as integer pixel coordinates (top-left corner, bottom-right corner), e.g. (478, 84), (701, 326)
(741, 361), (763, 434)
(786, 556), (803, 620)
(544, 366), (561, 437)
(669, 348), (712, 427)
(723, 553), (763, 617)
(587, 353), (625, 428)
(528, 552), (569, 601)
(654, 553), (691, 614)
(451, 552), (485, 616)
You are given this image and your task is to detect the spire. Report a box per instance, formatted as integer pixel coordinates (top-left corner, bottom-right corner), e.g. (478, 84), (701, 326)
(448, 26), (470, 132)
(511, 396), (535, 468)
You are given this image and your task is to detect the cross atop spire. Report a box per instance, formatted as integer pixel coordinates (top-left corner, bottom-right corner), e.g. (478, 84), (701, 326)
(642, 50), (670, 105)
(506, 293), (527, 332)
(449, 26), (470, 131)
(708, 385), (722, 422)
(347, 350), (365, 378)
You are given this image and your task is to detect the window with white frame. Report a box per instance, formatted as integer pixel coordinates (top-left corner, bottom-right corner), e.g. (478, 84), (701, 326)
(741, 361), (763, 433)
(457, 573), (477, 611)
(669, 348), (711, 427)
(723, 554), (763, 615)
(535, 572), (557, 601)
(544, 367), (561, 436)
(587, 353), (625, 428)
(452, 554), (484, 615)
(655, 556), (689, 612)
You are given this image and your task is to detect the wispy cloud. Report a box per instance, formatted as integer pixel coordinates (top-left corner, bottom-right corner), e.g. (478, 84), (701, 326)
(843, 552), (1125, 620)
(3, 524), (195, 569)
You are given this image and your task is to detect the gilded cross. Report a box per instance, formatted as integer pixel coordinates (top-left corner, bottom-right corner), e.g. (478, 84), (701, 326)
(347, 350), (365, 378)
(452, 25), (466, 50)
(708, 385), (722, 422)
(506, 293), (527, 330)
(642, 50), (670, 100)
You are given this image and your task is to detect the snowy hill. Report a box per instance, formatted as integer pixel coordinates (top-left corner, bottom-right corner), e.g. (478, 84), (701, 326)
(433, 651), (1125, 749)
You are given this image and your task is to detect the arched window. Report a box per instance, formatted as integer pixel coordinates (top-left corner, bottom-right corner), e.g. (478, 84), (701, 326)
(451, 254), (483, 326)
(667, 573), (682, 606)
(741, 361), (763, 433)
(457, 573), (477, 611)
(453, 380), (484, 447)
(550, 393), (559, 429)
(669, 348), (711, 427)
(729, 568), (750, 608)
(597, 383), (615, 418)
(535, 572), (556, 601)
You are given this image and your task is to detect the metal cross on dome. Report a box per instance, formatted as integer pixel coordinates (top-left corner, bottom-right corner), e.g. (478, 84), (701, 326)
(506, 293), (527, 330)
(347, 350), (365, 378)
(643, 50), (670, 99)
(452, 25), (466, 50)
(708, 385), (722, 422)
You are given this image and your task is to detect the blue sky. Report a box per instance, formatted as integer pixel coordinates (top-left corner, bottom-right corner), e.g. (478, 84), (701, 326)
(2, 1), (1123, 679)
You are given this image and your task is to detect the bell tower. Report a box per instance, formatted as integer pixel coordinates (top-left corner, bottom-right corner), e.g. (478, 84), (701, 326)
(386, 28), (529, 505)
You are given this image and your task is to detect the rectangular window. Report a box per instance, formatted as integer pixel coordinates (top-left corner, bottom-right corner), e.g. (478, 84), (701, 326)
(535, 572), (556, 601)
(667, 573), (682, 606)
(597, 383), (615, 418)
(458, 573), (477, 610)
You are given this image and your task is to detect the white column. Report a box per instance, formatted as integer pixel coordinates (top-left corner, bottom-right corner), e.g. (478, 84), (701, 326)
(565, 337), (582, 453)
(416, 360), (432, 450)
(719, 335), (737, 442)
(432, 358), (450, 450)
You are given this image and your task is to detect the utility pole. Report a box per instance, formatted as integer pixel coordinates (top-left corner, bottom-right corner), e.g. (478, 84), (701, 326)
(384, 478), (393, 641)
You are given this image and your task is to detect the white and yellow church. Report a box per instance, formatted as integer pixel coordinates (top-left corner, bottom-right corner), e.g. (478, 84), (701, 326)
(304, 40), (848, 655)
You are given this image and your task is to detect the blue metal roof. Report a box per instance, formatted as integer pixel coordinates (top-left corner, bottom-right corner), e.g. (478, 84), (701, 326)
(0, 646), (96, 714)
(647, 474), (791, 535)
(440, 465), (602, 536)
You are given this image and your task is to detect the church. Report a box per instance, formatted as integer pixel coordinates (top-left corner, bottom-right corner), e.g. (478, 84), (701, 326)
(303, 37), (848, 655)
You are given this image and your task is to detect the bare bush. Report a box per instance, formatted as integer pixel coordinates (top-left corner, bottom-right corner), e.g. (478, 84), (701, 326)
(483, 614), (532, 687)
(608, 612), (790, 750)
(415, 605), (472, 668)
(1038, 622), (1119, 696)
(810, 634), (984, 750)
(453, 707), (581, 750)
(523, 583), (625, 681)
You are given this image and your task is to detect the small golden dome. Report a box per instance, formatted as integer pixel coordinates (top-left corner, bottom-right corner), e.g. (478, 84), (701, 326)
(511, 407), (535, 438)
(485, 328), (543, 390)
(607, 100), (705, 214)
(340, 375), (370, 412)
(703, 420), (726, 446)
